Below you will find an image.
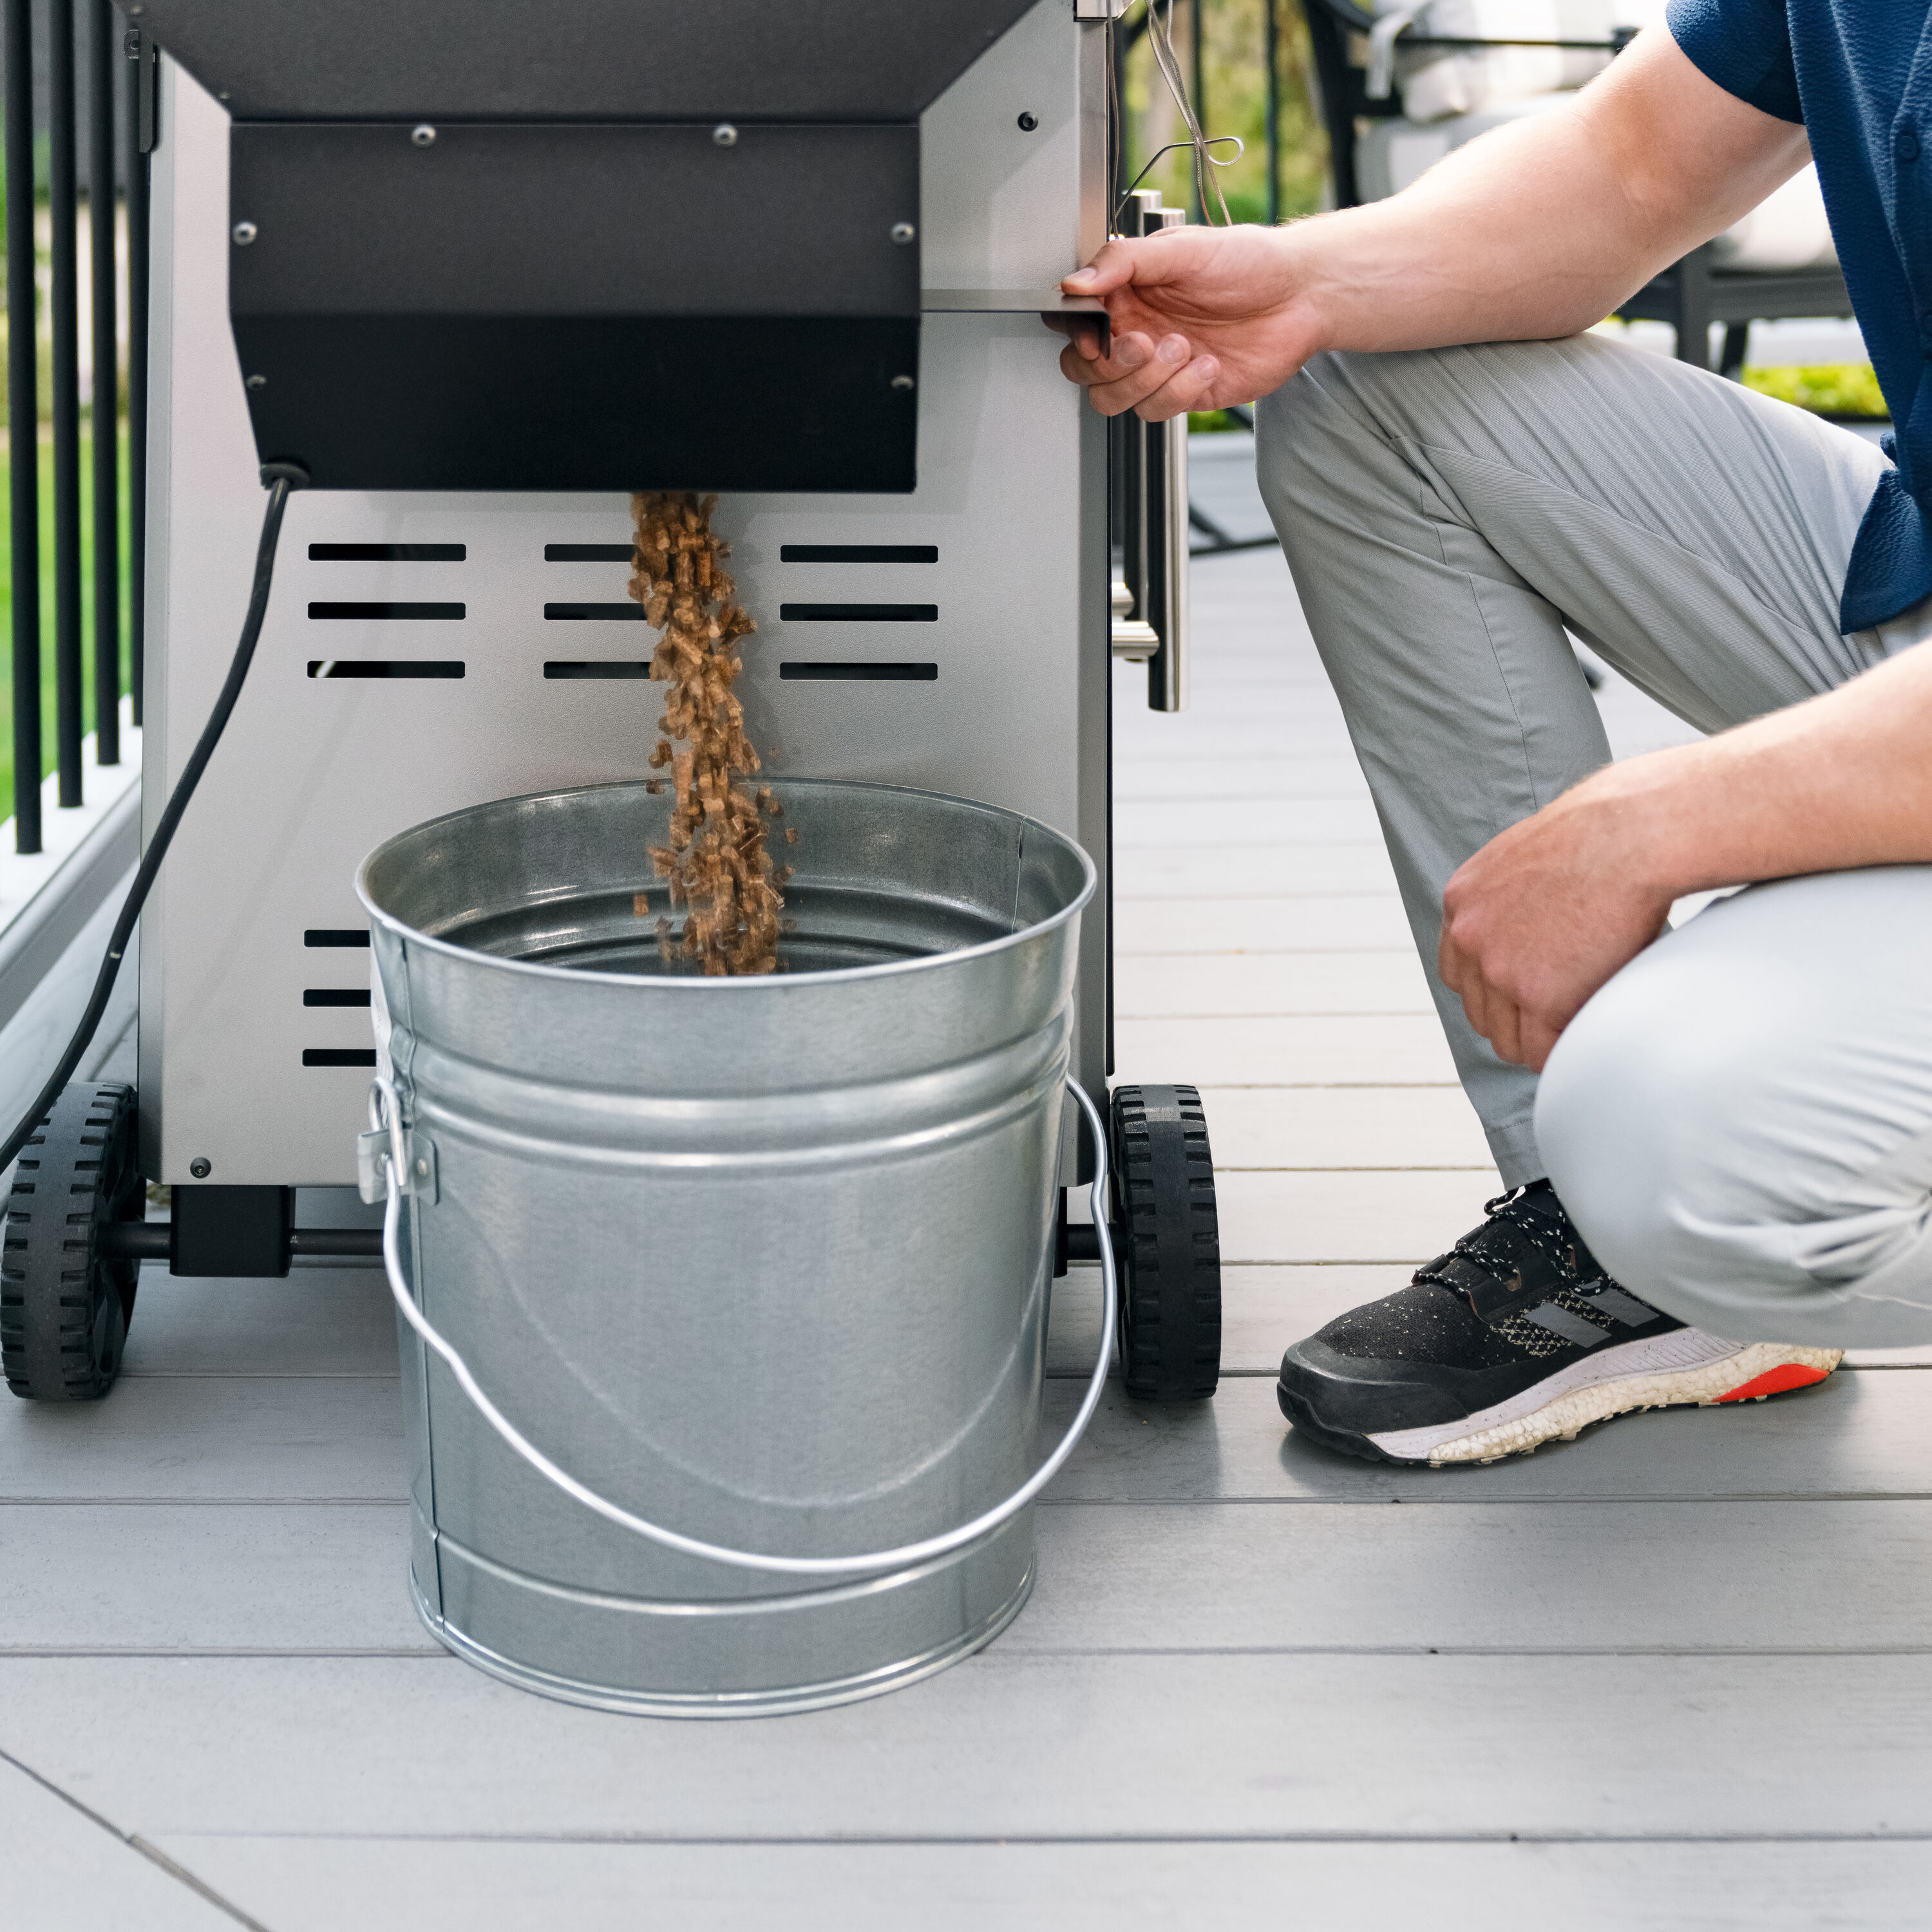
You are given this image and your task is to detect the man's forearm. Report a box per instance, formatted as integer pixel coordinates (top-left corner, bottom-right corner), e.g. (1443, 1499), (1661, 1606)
(1282, 28), (1811, 360)
(1571, 644), (1932, 902)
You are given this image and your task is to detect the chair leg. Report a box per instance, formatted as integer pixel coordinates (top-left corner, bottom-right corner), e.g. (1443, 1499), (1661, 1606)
(1673, 245), (1714, 368)
(1719, 322), (1750, 382)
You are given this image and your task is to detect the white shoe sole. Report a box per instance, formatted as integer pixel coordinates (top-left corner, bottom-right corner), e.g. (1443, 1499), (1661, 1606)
(1368, 1328), (1844, 1467)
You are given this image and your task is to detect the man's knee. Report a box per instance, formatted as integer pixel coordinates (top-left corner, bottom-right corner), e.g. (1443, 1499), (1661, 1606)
(1534, 900), (1932, 1348)
(1534, 952), (1741, 1325)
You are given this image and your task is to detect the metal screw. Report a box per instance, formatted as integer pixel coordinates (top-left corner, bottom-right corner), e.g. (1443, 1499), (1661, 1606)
(245, 374), (266, 390)
(231, 220), (257, 247)
(890, 374), (915, 392)
(1018, 111), (1038, 131)
(891, 221), (916, 245)
(189, 1158), (211, 1179)
(415, 1157), (430, 1178)
(411, 124), (437, 147)
(712, 123), (738, 147)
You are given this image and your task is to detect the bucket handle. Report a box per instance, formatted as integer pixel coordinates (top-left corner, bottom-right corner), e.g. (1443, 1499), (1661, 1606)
(371, 1074), (1117, 1580)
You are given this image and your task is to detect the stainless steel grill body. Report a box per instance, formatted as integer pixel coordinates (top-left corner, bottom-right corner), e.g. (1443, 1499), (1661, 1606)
(137, 1), (1113, 1182)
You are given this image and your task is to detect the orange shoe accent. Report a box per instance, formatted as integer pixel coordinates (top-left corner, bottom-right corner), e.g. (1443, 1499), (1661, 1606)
(1713, 1362), (1832, 1404)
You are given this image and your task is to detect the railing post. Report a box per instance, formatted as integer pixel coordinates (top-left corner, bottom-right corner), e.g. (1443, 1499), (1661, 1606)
(89, 0), (118, 766)
(1189, 0), (1205, 222)
(50, 0), (83, 808)
(1264, 0), (1281, 225)
(5, 0), (41, 852)
(123, 15), (147, 729)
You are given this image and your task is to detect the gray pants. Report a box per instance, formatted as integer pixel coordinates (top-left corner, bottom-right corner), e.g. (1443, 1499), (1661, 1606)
(1256, 334), (1932, 1348)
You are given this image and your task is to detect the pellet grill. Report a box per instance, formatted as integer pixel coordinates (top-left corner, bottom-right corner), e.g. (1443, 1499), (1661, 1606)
(6, 0), (1220, 1407)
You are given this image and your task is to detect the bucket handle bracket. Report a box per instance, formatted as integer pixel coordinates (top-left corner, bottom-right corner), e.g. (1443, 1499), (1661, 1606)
(360, 1093), (437, 1206)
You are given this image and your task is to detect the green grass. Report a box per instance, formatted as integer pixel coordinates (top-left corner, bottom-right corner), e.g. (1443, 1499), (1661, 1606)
(1743, 362), (1888, 420)
(0, 425), (135, 819)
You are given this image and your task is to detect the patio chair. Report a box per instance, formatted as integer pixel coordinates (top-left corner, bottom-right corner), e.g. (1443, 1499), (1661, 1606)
(1299, 0), (1853, 377)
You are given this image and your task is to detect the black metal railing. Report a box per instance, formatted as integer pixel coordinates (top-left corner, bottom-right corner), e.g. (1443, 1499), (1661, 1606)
(4, 0), (149, 855)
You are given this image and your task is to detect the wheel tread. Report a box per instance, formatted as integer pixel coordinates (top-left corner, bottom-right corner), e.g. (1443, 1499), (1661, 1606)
(1110, 1083), (1221, 1401)
(2, 1082), (142, 1401)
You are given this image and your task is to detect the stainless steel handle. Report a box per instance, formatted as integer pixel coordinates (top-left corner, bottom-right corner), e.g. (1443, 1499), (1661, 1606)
(1106, 194), (1188, 711)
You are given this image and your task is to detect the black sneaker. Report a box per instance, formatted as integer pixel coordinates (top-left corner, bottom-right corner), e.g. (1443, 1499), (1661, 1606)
(1276, 1180), (1841, 1466)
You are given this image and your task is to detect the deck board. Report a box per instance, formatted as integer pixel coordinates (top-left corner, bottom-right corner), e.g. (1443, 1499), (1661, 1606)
(0, 1756), (240, 1931)
(6, 1652), (1931, 1841)
(11, 1496), (1929, 1663)
(129, 1838), (1932, 1932)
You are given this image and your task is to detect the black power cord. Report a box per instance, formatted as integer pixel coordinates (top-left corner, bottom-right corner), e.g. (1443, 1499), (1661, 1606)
(0, 462), (308, 1177)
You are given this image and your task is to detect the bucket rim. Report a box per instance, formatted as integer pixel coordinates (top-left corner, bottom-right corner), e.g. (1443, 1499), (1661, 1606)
(352, 775), (1097, 992)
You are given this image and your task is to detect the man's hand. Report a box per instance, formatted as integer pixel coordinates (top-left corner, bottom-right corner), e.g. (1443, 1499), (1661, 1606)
(1052, 27), (1809, 423)
(1054, 225), (1323, 422)
(1439, 783), (1674, 1074)
(1439, 640), (1932, 1072)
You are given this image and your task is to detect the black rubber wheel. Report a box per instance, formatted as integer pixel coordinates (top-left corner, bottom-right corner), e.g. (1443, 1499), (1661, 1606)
(1111, 1083), (1220, 1401)
(2, 1082), (144, 1401)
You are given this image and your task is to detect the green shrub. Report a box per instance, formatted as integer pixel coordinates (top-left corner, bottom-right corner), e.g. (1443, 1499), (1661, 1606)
(1743, 363), (1888, 419)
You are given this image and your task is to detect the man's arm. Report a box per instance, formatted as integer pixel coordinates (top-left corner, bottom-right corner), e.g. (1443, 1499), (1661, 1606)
(1438, 643), (1932, 1073)
(1057, 24), (1810, 421)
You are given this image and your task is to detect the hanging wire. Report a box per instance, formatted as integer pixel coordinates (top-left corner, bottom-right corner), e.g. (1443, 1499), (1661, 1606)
(1114, 136), (1244, 232)
(1144, 0), (1235, 226)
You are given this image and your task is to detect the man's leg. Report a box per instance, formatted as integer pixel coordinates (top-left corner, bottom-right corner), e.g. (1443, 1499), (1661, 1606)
(1258, 336), (1899, 1463)
(1255, 333), (1889, 1183)
(1539, 866), (1932, 1350)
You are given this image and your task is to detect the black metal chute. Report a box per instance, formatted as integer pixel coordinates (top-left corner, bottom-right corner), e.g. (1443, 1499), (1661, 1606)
(140, 0), (1044, 493)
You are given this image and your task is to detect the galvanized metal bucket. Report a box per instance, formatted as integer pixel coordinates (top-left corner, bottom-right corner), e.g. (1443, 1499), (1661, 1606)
(354, 777), (1107, 1717)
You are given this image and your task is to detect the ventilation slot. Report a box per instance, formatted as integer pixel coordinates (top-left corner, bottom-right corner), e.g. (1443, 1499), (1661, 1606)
(544, 663), (652, 679)
(780, 603), (937, 622)
(780, 545), (938, 564)
(303, 1049), (378, 1068)
(305, 929), (369, 948)
(303, 989), (372, 1008)
(308, 661), (465, 679)
(545, 544), (636, 563)
(780, 663), (938, 682)
(308, 601), (464, 620)
(308, 544), (466, 562)
(544, 603), (643, 621)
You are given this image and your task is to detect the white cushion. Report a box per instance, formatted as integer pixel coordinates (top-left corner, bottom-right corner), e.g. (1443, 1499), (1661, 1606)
(1371, 0), (1663, 122)
(1709, 165), (1838, 271)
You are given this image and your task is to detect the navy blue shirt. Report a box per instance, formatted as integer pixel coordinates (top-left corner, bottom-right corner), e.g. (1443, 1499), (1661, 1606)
(1667, 1), (1932, 631)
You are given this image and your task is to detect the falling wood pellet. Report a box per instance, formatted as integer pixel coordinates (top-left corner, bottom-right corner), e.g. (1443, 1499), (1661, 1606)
(627, 491), (790, 975)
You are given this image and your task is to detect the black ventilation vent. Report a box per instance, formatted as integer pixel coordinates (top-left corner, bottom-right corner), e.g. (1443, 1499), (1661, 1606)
(303, 1048), (379, 1068)
(780, 544), (937, 564)
(303, 989), (372, 1007)
(308, 543), (466, 561)
(308, 601), (464, 619)
(780, 603), (937, 622)
(780, 662), (937, 681)
(308, 661), (465, 678)
(544, 662), (652, 679)
(544, 603), (644, 621)
(545, 544), (636, 563)
(305, 929), (370, 947)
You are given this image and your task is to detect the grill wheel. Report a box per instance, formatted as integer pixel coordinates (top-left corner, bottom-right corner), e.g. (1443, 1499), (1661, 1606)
(3, 1082), (144, 1401)
(1110, 1083), (1221, 1402)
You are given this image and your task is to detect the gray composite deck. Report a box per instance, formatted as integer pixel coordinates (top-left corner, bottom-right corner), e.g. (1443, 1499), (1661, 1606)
(4, 438), (1931, 1929)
